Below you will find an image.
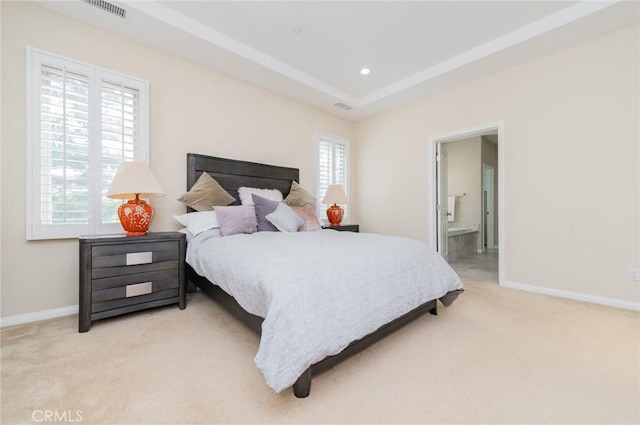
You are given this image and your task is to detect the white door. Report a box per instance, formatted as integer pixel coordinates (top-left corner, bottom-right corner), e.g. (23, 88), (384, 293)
(482, 163), (495, 250)
(436, 144), (449, 260)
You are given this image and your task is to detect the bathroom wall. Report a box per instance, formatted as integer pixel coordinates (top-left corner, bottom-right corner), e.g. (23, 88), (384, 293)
(446, 137), (482, 235)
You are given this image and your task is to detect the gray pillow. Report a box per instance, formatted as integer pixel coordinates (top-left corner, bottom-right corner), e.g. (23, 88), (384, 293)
(252, 194), (279, 232)
(215, 205), (258, 236)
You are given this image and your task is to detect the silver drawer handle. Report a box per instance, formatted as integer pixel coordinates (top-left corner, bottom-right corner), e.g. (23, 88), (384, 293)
(126, 282), (152, 297)
(126, 251), (152, 265)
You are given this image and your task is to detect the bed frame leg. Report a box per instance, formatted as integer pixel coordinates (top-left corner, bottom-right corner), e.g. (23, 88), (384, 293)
(429, 304), (438, 316)
(293, 368), (312, 398)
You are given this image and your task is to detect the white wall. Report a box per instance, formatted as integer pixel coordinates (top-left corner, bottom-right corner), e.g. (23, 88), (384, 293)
(355, 24), (639, 304)
(0, 2), (354, 318)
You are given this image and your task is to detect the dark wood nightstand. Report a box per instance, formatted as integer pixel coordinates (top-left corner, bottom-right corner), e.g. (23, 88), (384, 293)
(79, 232), (186, 332)
(323, 224), (359, 232)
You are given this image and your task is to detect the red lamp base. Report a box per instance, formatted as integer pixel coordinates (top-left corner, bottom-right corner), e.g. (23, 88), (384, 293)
(326, 204), (344, 227)
(118, 195), (154, 236)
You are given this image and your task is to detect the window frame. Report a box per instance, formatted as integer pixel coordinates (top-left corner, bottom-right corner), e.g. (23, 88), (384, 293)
(314, 131), (351, 224)
(26, 47), (149, 240)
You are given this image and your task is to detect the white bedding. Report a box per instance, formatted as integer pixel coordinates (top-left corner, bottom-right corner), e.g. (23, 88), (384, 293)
(187, 229), (464, 393)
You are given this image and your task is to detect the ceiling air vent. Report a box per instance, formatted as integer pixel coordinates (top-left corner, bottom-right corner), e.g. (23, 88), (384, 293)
(334, 102), (353, 111)
(81, 0), (127, 19)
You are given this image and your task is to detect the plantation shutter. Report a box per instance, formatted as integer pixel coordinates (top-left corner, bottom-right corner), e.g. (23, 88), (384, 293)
(316, 133), (349, 220)
(100, 80), (141, 224)
(28, 49), (149, 239)
(39, 65), (91, 226)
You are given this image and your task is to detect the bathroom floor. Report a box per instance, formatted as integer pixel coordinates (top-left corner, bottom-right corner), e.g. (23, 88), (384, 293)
(448, 250), (498, 282)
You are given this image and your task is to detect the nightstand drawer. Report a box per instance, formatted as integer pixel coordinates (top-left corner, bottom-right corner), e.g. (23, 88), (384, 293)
(92, 287), (179, 314)
(91, 270), (180, 314)
(91, 280), (178, 304)
(91, 291), (180, 321)
(92, 240), (180, 268)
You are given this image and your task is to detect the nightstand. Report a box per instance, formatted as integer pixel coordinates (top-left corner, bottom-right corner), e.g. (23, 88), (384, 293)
(79, 232), (186, 332)
(323, 224), (359, 232)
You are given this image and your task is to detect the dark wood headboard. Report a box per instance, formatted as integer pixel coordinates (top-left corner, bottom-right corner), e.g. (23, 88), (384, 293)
(186, 153), (300, 206)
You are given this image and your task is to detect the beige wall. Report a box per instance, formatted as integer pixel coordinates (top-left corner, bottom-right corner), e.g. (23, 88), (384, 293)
(0, 2), (354, 317)
(0, 1), (3, 319)
(355, 24), (639, 303)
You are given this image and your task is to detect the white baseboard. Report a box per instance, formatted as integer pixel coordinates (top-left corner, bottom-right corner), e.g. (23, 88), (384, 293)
(502, 280), (640, 311)
(0, 305), (78, 328)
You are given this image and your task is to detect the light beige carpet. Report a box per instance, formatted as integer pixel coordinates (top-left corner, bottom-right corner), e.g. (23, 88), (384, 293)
(2, 279), (638, 425)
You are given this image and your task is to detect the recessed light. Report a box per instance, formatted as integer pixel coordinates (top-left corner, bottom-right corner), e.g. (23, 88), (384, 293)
(292, 26), (303, 35)
(360, 68), (371, 75)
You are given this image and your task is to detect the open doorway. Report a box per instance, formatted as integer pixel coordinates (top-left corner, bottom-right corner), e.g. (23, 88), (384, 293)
(427, 122), (504, 285)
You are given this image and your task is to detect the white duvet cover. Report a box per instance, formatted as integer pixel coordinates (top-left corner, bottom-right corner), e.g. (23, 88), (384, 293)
(187, 229), (464, 393)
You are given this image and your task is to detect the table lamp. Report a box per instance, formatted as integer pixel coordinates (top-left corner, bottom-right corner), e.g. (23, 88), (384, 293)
(322, 184), (348, 226)
(107, 161), (165, 236)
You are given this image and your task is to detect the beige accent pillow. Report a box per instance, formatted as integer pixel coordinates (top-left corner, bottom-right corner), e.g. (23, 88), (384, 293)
(284, 181), (316, 207)
(177, 172), (235, 211)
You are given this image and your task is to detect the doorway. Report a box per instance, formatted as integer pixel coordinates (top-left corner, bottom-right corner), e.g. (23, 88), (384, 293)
(427, 122), (504, 285)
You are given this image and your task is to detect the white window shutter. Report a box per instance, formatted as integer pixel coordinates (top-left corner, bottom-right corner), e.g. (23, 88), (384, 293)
(100, 80), (142, 224)
(27, 48), (149, 239)
(315, 132), (350, 222)
(38, 65), (91, 227)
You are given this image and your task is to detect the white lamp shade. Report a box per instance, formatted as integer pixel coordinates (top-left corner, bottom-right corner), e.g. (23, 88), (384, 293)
(107, 161), (166, 200)
(322, 184), (349, 204)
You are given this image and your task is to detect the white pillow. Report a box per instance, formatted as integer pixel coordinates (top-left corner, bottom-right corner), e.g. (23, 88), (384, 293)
(174, 211), (220, 236)
(266, 202), (304, 233)
(238, 187), (283, 205)
(177, 227), (194, 242)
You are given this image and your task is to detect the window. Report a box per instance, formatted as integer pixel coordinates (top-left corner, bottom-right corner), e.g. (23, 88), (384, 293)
(315, 132), (350, 222)
(27, 48), (149, 239)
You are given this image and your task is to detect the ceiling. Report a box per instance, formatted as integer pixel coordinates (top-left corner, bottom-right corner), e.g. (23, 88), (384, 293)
(36, 1), (639, 121)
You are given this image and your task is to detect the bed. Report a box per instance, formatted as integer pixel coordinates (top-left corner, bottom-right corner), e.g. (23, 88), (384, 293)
(184, 153), (464, 398)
